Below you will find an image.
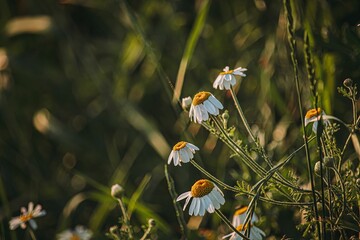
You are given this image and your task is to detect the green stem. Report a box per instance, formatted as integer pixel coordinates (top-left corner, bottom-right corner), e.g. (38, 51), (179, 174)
(28, 228), (37, 240)
(215, 209), (250, 240)
(318, 137), (327, 239)
(164, 165), (188, 238)
(117, 198), (134, 239)
(330, 167), (346, 225)
(190, 160), (238, 192)
(283, 0), (321, 237)
(229, 87), (271, 165)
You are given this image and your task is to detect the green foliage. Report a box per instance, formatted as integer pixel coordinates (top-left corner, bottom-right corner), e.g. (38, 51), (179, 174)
(0, 0), (359, 239)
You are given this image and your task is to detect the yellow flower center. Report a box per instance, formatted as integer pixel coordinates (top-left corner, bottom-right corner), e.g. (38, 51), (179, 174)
(220, 69), (234, 75)
(236, 223), (252, 231)
(192, 92), (211, 106)
(305, 108), (322, 119)
(191, 179), (214, 197)
(234, 206), (248, 216)
(70, 235), (81, 240)
(173, 141), (187, 151)
(19, 213), (33, 222)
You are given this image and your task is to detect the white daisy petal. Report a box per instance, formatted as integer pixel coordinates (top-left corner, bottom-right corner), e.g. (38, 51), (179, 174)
(186, 142), (199, 151)
(204, 100), (216, 114)
(189, 198), (197, 215)
(177, 191), (190, 201)
(183, 195), (192, 210)
(167, 150), (174, 164)
(194, 198), (201, 215)
(208, 95), (223, 109)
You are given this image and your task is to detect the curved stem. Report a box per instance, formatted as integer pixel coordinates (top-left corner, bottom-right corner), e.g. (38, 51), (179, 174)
(230, 87), (272, 166)
(215, 209), (250, 240)
(190, 160), (238, 192)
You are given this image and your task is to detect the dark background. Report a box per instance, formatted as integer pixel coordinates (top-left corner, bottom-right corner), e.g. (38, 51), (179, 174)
(0, 0), (359, 239)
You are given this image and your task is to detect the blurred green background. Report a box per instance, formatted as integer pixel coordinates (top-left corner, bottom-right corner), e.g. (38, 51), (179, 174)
(0, 0), (359, 239)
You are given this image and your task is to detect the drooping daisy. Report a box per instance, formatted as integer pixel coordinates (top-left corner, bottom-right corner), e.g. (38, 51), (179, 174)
(304, 108), (330, 133)
(57, 225), (93, 240)
(9, 202), (46, 230)
(168, 141), (199, 166)
(189, 91), (223, 123)
(223, 206), (265, 240)
(213, 66), (247, 90)
(176, 179), (225, 216)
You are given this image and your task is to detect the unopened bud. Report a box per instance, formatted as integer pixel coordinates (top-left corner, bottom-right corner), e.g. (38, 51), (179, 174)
(356, 178), (360, 187)
(148, 218), (156, 227)
(181, 97), (192, 110)
(111, 184), (124, 199)
(314, 161), (322, 176)
(343, 78), (353, 88)
(222, 110), (229, 128)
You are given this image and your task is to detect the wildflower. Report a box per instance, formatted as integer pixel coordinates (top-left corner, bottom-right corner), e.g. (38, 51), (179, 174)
(168, 141), (199, 166)
(189, 91), (223, 123)
(182, 96), (192, 110)
(176, 179), (225, 216)
(213, 66), (247, 90)
(223, 206), (265, 240)
(57, 225), (93, 240)
(9, 202), (46, 230)
(304, 108), (330, 133)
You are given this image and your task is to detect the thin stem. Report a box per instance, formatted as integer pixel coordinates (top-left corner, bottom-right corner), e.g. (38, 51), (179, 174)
(283, 0), (321, 237)
(117, 198), (134, 239)
(215, 209), (250, 240)
(28, 228), (37, 240)
(330, 167), (346, 225)
(236, 189), (312, 206)
(327, 170), (334, 240)
(164, 165), (188, 238)
(318, 137), (327, 239)
(190, 160), (238, 192)
(229, 87), (271, 165)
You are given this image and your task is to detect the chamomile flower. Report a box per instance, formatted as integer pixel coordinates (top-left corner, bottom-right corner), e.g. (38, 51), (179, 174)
(176, 179), (225, 216)
(57, 225), (93, 240)
(304, 108), (330, 133)
(9, 202), (46, 230)
(213, 66), (247, 90)
(223, 206), (265, 240)
(168, 141), (199, 166)
(189, 91), (223, 123)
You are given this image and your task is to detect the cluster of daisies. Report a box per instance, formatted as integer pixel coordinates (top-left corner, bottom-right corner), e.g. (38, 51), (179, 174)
(169, 66), (334, 239)
(7, 66), (333, 240)
(9, 202), (92, 239)
(168, 66), (265, 239)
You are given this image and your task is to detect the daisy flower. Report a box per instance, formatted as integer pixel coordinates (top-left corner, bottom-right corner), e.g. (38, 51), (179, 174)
(189, 91), (223, 123)
(9, 202), (46, 230)
(223, 206), (265, 240)
(168, 141), (199, 166)
(176, 179), (225, 216)
(57, 225), (93, 240)
(213, 66), (247, 90)
(304, 108), (330, 133)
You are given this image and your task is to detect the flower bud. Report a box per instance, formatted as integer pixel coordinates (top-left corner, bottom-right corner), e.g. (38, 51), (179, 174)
(111, 184), (124, 199)
(181, 96), (192, 110)
(343, 78), (353, 88)
(222, 110), (229, 128)
(314, 161), (322, 176)
(148, 218), (156, 227)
